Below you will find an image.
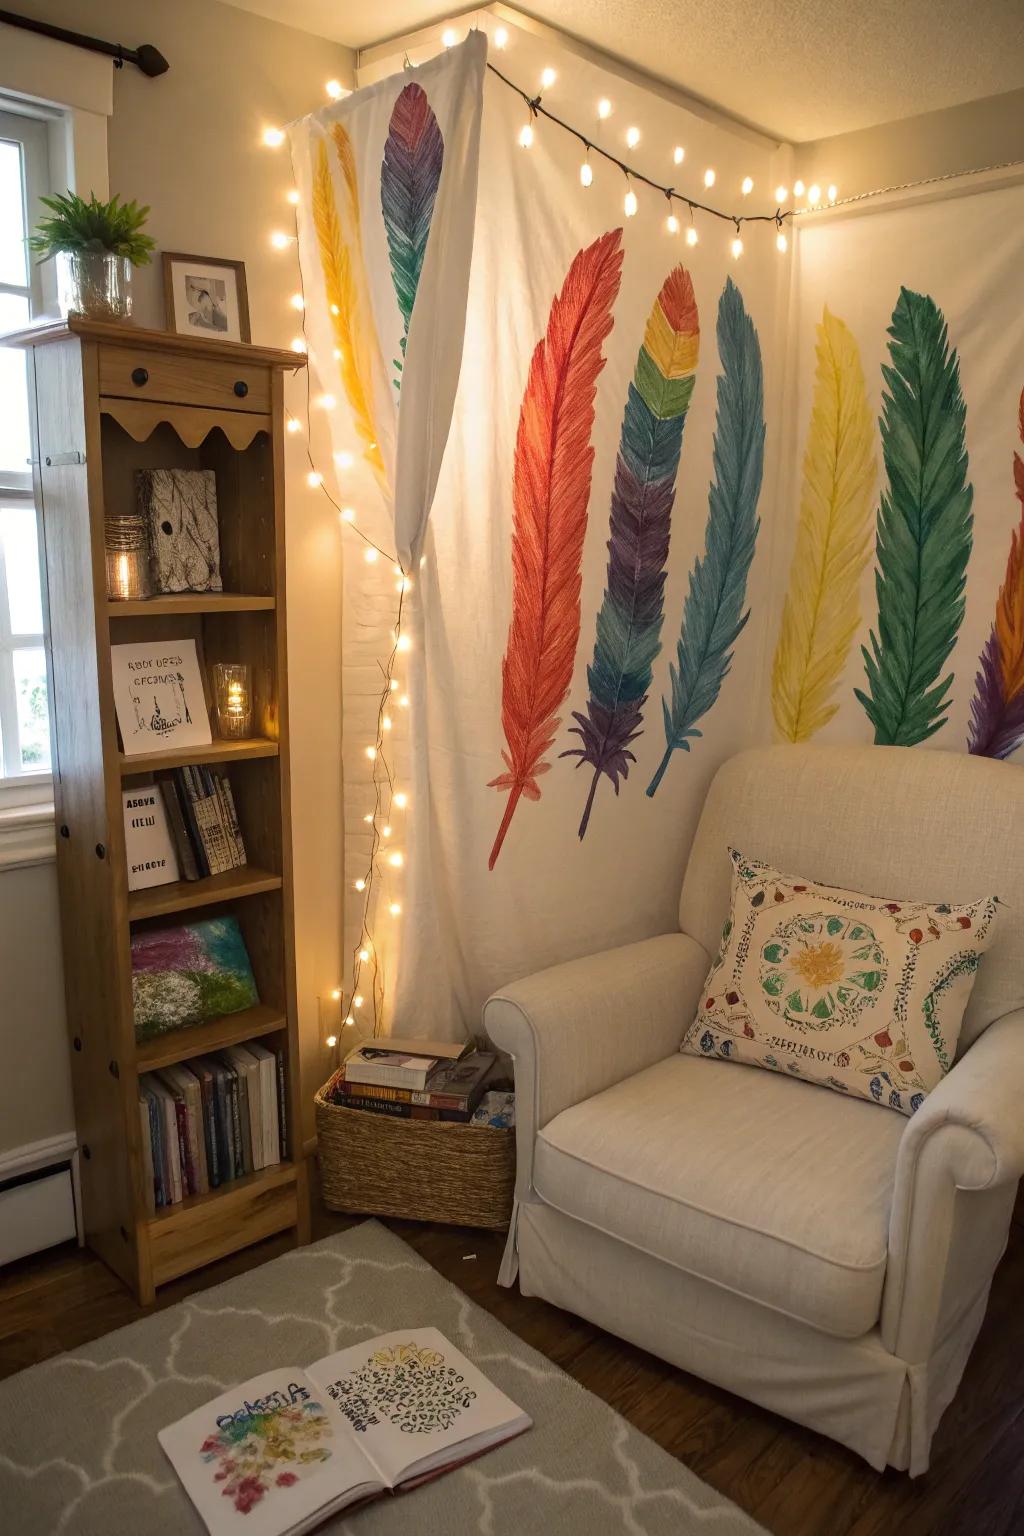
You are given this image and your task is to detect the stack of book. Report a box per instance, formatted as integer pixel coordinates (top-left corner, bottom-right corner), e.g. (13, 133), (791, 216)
(138, 1039), (286, 1212)
(327, 1039), (496, 1123)
(159, 766), (246, 880)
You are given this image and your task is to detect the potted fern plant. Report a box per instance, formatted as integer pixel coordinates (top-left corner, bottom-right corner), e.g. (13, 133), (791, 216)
(29, 191), (155, 322)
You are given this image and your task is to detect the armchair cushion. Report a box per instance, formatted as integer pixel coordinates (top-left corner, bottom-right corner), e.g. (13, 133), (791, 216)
(681, 848), (998, 1116)
(534, 1052), (906, 1338)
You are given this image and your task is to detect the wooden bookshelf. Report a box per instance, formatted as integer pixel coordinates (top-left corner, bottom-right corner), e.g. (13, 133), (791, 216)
(8, 316), (310, 1302)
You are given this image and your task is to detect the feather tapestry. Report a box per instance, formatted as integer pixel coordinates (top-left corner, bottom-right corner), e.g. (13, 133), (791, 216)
(564, 266), (700, 838)
(488, 229), (625, 870)
(855, 287), (974, 745)
(771, 307), (876, 742)
(380, 82), (444, 390)
(967, 386), (1024, 758)
(312, 130), (385, 484)
(647, 277), (765, 798)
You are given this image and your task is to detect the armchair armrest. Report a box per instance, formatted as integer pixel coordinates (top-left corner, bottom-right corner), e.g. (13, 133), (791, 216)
(882, 1008), (1024, 1372)
(483, 931), (709, 1200)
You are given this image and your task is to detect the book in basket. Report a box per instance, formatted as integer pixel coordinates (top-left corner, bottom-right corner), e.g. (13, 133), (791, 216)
(159, 1327), (530, 1533)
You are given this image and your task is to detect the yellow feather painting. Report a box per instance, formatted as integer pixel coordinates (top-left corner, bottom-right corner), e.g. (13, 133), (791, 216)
(311, 130), (386, 485)
(771, 306), (877, 742)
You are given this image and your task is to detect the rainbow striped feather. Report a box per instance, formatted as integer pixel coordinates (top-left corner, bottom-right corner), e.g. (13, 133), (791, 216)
(380, 82), (444, 390)
(647, 277), (765, 798)
(564, 266), (699, 838)
(968, 386), (1024, 758)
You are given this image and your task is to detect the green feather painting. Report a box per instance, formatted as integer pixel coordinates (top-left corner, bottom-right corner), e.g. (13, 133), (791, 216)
(855, 287), (974, 745)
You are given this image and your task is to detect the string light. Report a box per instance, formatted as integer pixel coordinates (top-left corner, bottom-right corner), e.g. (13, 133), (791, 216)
(597, 98), (612, 119)
(389, 679), (399, 691)
(673, 146), (685, 165)
(389, 902), (402, 917)
(290, 293), (304, 311)
(827, 184), (838, 203)
(625, 125), (641, 149)
(793, 179), (805, 197)
(731, 233), (744, 259)
(334, 449), (354, 469)
(741, 176), (754, 195)
(358, 948), (370, 963)
(666, 211), (680, 234)
(355, 878), (366, 891)
(290, 337), (306, 353)
(624, 180), (638, 217)
(353, 993), (364, 1007)
(286, 188), (300, 206)
(270, 230), (292, 249)
(774, 184), (788, 203)
(519, 122), (534, 149)
(394, 792), (408, 809)
(363, 812), (373, 823)
(286, 417), (300, 434)
(388, 852), (404, 868)
(807, 183), (821, 204)
(317, 392), (337, 410)
(331, 988), (342, 1001)
(325, 79), (346, 100)
(365, 745), (376, 760)
(686, 224), (698, 247)
(703, 168), (716, 188)
(382, 825), (392, 837)
(398, 694), (409, 708)
(262, 126), (285, 148)
(580, 155), (593, 188)
(776, 229), (789, 253)
(340, 507), (356, 522)
(365, 547), (379, 563)
(541, 66), (557, 88)
(441, 27), (457, 47)
(306, 469), (323, 488)
(493, 25), (509, 48)
(396, 633), (412, 652)
(326, 1033), (338, 1048)
(382, 714), (393, 730)
(344, 1013), (355, 1025)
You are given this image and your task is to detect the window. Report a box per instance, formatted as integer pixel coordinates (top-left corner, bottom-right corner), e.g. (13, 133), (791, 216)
(0, 107), (51, 792)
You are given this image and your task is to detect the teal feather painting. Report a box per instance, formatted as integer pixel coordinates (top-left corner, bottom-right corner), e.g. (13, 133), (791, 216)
(131, 916), (259, 1041)
(647, 277), (765, 797)
(380, 81), (444, 390)
(855, 286), (974, 745)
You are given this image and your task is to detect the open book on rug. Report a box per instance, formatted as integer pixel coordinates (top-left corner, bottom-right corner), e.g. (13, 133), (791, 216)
(159, 1328), (531, 1534)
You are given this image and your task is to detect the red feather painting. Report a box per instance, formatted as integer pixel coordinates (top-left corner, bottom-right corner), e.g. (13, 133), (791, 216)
(487, 229), (624, 869)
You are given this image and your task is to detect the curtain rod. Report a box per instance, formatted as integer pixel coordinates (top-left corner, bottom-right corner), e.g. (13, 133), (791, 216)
(0, 9), (169, 76)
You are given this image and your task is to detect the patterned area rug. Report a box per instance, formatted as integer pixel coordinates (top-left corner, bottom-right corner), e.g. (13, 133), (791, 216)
(0, 1221), (765, 1534)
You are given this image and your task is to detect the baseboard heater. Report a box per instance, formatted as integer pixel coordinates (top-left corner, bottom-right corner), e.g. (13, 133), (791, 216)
(0, 1137), (80, 1267)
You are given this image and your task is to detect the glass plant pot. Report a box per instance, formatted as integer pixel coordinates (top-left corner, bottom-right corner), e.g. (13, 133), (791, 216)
(56, 250), (133, 322)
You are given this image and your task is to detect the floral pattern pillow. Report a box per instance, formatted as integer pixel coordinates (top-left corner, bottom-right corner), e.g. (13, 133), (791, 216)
(681, 849), (999, 1115)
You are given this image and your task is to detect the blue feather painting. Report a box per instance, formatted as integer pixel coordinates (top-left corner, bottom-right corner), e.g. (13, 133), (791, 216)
(563, 266), (700, 837)
(380, 81), (444, 390)
(647, 277), (765, 797)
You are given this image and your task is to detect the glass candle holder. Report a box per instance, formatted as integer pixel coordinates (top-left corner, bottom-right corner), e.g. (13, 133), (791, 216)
(213, 662), (252, 739)
(104, 512), (151, 601)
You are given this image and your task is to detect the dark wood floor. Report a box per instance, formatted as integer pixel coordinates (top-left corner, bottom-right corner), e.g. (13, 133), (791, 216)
(2, 1190), (1021, 1536)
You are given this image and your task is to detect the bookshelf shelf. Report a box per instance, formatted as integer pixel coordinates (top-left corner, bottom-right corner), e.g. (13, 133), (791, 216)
(120, 737), (280, 776)
(108, 593), (276, 618)
(135, 1004), (287, 1073)
(128, 865), (283, 921)
(9, 315), (310, 1303)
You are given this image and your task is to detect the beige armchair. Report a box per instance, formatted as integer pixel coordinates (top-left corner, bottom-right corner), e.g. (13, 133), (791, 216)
(485, 745), (1024, 1473)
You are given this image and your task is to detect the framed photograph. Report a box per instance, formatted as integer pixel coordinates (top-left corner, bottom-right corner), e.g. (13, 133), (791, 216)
(162, 252), (250, 342)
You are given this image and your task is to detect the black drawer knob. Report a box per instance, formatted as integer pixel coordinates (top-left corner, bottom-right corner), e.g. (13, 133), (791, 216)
(233, 379), (249, 398)
(131, 366), (149, 387)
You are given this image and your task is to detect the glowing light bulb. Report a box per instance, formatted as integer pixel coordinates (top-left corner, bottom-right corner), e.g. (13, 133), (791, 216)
(355, 878), (366, 891)
(580, 160), (593, 188)
(353, 993), (364, 1007)
(330, 303), (339, 315)
(399, 695), (409, 708)
(741, 176), (754, 195)
(262, 126), (285, 147)
(382, 715), (392, 730)
(389, 679), (399, 691)
(441, 27), (457, 47)
(775, 184), (788, 203)
(358, 947), (370, 962)
(493, 25), (508, 48)
(306, 470), (323, 488)
(519, 123), (534, 149)
(290, 337), (306, 353)
(270, 230), (290, 248)
(776, 230), (788, 253)
(340, 507), (356, 523)
(626, 125), (640, 148)
(317, 392), (336, 410)
(286, 188), (300, 205)
(334, 449), (354, 469)
(624, 188), (638, 217)
(326, 1033), (338, 1047)
(363, 812), (373, 823)
(325, 79), (344, 99)
(286, 417), (300, 434)
(827, 184), (838, 202)
(673, 145), (685, 165)
(388, 851), (404, 867)
(541, 66), (557, 88)
(394, 792), (408, 809)
(666, 212), (680, 234)
(686, 225), (698, 247)
(731, 235), (744, 259)
(396, 633), (412, 652)
(597, 98), (612, 120)
(365, 745), (376, 760)
(703, 168), (716, 188)
(808, 183), (821, 204)
(331, 988), (341, 1001)
(344, 1014), (355, 1025)
(382, 825), (392, 837)
(364, 547), (378, 563)
(389, 902), (402, 916)
(793, 179), (805, 197)
(289, 293), (304, 311)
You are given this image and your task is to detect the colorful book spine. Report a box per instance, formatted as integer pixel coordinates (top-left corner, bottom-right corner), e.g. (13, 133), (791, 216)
(158, 778), (200, 882)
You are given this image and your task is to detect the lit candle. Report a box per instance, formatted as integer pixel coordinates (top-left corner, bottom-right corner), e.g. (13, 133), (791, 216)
(213, 662), (252, 740)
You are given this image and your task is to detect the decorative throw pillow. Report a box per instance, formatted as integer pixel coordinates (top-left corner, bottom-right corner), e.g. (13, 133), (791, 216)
(681, 849), (999, 1116)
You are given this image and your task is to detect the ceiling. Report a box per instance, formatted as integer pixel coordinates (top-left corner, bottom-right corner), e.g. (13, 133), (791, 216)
(222, 0), (1024, 142)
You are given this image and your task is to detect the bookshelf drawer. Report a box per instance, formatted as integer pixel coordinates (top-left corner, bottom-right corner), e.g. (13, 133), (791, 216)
(98, 345), (271, 413)
(147, 1164), (298, 1286)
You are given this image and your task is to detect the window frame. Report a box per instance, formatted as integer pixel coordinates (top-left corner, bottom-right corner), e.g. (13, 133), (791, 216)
(0, 106), (52, 797)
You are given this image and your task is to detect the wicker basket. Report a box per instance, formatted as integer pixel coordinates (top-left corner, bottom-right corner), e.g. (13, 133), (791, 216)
(315, 1080), (516, 1230)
